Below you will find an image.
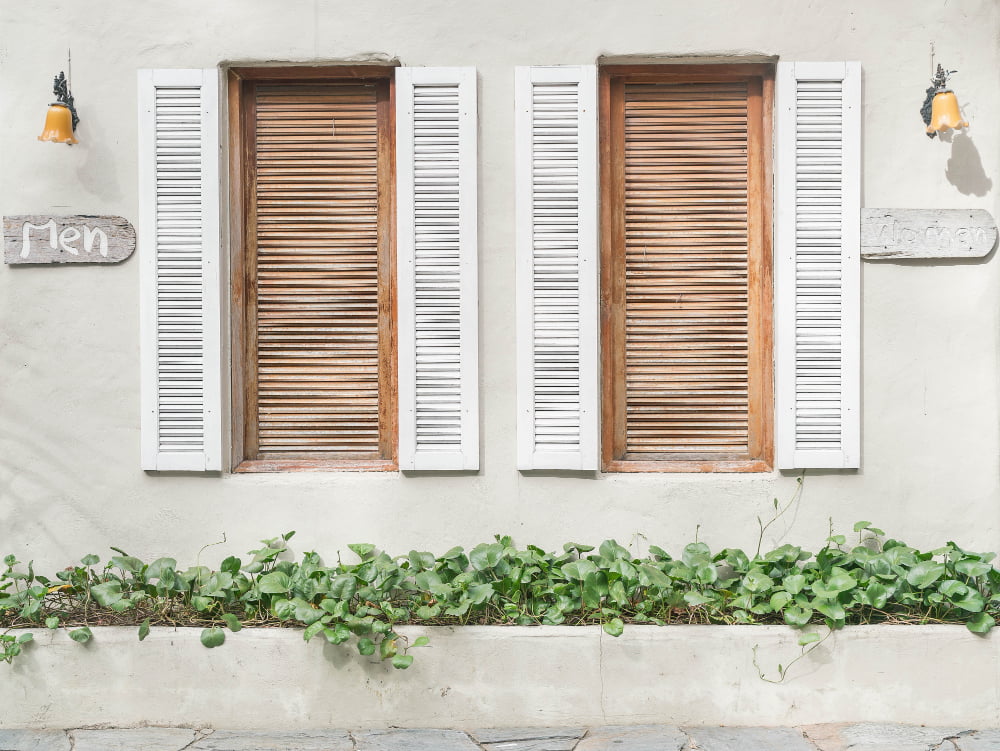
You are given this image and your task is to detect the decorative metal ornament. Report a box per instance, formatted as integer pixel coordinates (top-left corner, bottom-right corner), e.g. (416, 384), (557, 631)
(921, 64), (968, 139)
(38, 71), (80, 145)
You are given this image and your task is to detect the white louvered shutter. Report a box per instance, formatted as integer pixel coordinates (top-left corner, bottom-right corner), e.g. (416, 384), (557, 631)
(396, 67), (479, 470)
(775, 62), (861, 469)
(515, 66), (599, 471)
(138, 69), (222, 471)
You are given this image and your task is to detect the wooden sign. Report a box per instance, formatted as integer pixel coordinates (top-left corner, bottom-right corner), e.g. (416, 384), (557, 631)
(861, 208), (997, 260)
(3, 215), (136, 264)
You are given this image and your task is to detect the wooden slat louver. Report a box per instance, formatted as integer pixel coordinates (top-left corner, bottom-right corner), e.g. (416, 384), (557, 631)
(624, 80), (752, 456)
(140, 69), (221, 472)
(247, 78), (393, 461)
(601, 66), (772, 471)
(397, 68), (479, 470)
(775, 62), (860, 469)
(515, 66), (598, 471)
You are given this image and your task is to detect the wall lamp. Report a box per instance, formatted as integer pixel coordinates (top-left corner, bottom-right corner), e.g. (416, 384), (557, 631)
(922, 64), (968, 138)
(38, 71), (79, 145)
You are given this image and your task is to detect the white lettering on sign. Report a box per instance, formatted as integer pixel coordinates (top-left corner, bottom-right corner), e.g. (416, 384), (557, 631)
(4, 215), (134, 264)
(861, 209), (998, 260)
(21, 219), (109, 258)
(873, 221), (992, 253)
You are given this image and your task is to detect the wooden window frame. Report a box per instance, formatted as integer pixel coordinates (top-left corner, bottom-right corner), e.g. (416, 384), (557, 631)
(599, 64), (775, 473)
(228, 66), (398, 473)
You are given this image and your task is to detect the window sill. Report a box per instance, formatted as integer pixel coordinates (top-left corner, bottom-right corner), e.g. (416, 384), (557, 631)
(602, 458), (773, 473)
(233, 459), (398, 473)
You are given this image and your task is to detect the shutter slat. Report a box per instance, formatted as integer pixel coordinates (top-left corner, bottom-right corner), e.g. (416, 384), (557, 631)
(397, 67), (479, 470)
(775, 62), (861, 470)
(139, 69), (221, 472)
(516, 66), (599, 470)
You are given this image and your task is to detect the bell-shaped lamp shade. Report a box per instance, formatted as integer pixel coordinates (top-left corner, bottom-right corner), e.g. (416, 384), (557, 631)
(926, 91), (969, 135)
(38, 103), (78, 144)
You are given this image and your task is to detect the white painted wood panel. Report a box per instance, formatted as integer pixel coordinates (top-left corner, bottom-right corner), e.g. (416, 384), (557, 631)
(775, 61), (861, 470)
(138, 69), (222, 472)
(396, 67), (479, 471)
(515, 66), (599, 471)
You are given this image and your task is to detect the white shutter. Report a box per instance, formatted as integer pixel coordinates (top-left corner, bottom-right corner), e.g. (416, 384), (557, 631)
(138, 69), (222, 471)
(515, 66), (599, 471)
(396, 67), (479, 470)
(775, 62), (861, 470)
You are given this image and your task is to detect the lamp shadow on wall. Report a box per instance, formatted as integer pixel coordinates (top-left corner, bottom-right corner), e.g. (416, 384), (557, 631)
(941, 131), (992, 197)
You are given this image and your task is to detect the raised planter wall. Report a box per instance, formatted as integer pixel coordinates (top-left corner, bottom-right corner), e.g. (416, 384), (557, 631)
(3, 625), (998, 729)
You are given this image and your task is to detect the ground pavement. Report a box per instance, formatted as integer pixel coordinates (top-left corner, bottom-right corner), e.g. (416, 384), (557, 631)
(2, 724), (1000, 750)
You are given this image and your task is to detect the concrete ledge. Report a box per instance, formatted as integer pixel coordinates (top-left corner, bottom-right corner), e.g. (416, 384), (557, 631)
(1, 625), (997, 729)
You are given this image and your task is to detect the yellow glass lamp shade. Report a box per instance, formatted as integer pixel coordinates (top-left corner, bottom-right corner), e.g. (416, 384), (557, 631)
(926, 91), (969, 135)
(38, 103), (78, 144)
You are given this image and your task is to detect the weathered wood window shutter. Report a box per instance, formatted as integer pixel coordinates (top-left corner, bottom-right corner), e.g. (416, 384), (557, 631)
(396, 68), (479, 470)
(775, 62), (861, 469)
(515, 66), (599, 470)
(138, 69), (221, 472)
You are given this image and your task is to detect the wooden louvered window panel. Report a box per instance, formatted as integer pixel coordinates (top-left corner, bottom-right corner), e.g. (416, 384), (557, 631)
(600, 65), (774, 472)
(230, 68), (396, 472)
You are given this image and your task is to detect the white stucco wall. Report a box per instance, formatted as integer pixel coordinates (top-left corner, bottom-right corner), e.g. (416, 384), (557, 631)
(0, 0), (998, 570)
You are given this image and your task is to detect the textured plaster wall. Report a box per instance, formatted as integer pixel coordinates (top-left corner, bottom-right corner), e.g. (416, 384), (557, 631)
(0, 0), (998, 569)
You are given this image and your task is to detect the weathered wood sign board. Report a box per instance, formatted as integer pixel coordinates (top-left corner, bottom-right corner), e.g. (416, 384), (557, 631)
(3, 215), (136, 264)
(861, 208), (997, 259)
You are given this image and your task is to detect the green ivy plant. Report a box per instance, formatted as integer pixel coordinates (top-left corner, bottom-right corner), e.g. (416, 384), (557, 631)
(2, 522), (998, 670)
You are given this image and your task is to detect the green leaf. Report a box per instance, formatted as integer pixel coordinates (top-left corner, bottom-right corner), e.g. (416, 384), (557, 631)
(602, 618), (624, 637)
(769, 591), (793, 611)
(683, 591), (712, 607)
(391, 654), (414, 669)
(191, 596), (214, 613)
(145, 558), (177, 580)
(956, 559), (993, 578)
(91, 581), (123, 607)
(783, 574), (807, 595)
(357, 637), (376, 655)
(812, 598), (845, 621)
(138, 619), (150, 641)
(69, 627), (93, 644)
(379, 636), (398, 659)
(80, 554), (100, 566)
(563, 542), (595, 554)
(411, 636), (430, 648)
(798, 631), (821, 646)
(638, 564), (672, 588)
(303, 621), (325, 642)
(221, 613), (242, 632)
(853, 521), (872, 533)
(16, 632), (33, 645)
(45, 616), (60, 629)
(467, 583), (494, 605)
(967, 612), (996, 634)
(200, 627), (226, 648)
(272, 599), (297, 620)
(258, 571), (292, 594)
(782, 606), (812, 627)
(906, 561), (946, 589)
(742, 570), (774, 593)
(324, 624), (352, 645)
(860, 581), (889, 609)
(110, 555), (143, 574)
(582, 571), (609, 608)
(348, 544), (376, 562)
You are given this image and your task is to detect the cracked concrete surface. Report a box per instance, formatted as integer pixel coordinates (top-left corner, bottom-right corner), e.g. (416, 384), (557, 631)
(4, 725), (1000, 751)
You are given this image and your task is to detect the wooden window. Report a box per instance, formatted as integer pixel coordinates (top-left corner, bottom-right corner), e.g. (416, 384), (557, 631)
(229, 67), (396, 472)
(599, 65), (774, 472)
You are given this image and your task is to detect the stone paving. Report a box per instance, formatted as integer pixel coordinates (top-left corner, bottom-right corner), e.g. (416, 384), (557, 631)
(2, 724), (1000, 750)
